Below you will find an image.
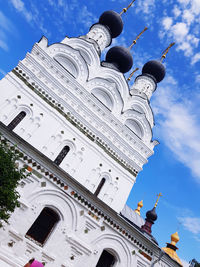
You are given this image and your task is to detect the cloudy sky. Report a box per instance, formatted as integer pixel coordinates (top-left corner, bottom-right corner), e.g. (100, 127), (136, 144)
(0, 0), (200, 264)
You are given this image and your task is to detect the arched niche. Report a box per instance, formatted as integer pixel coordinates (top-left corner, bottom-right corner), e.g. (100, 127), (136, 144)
(96, 67), (130, 107)
(131, 104), (144, 114)
(125, 119), (144, 139)
(48, 43), (89, 83)
(61, 37), (101, 67)
(123, 110), (152, 143)
(130, 96), (154, 128)
(54, 54), (78, 78)
(87, 78), (124, 114)
(92, 234), (132, 267)
(91, 88), (114, 111)
(28, 189), (78, 231)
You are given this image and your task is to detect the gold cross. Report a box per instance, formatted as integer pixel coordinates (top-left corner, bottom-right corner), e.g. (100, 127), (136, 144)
(161, 42), (175, 62)
(129, 27), (148, 49)
(154, 193), (162, 207)
(120, 0), (137, 16)
(127, 67), (139, 81)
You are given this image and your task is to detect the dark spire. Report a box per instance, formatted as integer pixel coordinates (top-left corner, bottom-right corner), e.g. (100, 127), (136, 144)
(103, 27), (148, 74)
(99, 0), (137, 38)
(141, 207), (157, 234)
(142, 60), (166, 83)
(99, 11), (123, 38)
(105, 46), (133, 73)
(142, 43), (175, 83)
(141, 193), (161, 235)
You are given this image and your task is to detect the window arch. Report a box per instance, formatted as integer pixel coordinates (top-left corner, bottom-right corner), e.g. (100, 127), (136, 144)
(7, 111), (26, 131)
(96, 250), (116, 267)
(26, 207), (60, 246)
(54, 145), (70, 166)
(94, 178), (106, 197)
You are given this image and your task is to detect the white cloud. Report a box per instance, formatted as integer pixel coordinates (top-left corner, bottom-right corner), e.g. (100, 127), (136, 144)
(10, 0), (32, 22)
(191, 0), (200, 15)
(182, 9), (195, 25)
(0, 40), (8, 51)
(159, 0), (200, 63)
(178, 217), (200, 234)
(10, 0), (48, 34)
(10, 0), (24, 11)
(134, 0), (156, 23)
(177, 41), (193, 56)
(177, 0), (190, 6)
(0, 69), (6, 76)
(173, 6), (181, 18)
(191, 53), (200, 65)
(0, 11), (15, 33)
(152, 75), (200, 180)
(0, 11), (17, 51)
(195, 74), (200, 83)
(171, 22), (189, 42)
(162, 17), (173, 30)
(77, 5), (97, 28)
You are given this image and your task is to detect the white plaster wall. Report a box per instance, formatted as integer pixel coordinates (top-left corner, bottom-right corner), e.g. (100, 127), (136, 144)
(0, 171), (151, 267)
(0, 75), (134, 213)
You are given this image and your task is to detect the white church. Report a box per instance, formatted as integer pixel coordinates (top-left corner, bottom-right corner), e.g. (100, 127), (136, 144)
(0, 4), (183, 267)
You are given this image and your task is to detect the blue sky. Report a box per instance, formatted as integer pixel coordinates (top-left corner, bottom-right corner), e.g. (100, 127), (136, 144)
(0, 0), (200, 265)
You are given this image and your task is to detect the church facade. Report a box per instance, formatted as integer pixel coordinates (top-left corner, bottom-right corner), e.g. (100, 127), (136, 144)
(0, 7), (182, 267)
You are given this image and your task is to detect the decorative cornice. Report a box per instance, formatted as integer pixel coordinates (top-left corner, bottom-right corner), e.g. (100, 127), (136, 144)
(0, 130), (155, 258)
(12, 68), (140, 176)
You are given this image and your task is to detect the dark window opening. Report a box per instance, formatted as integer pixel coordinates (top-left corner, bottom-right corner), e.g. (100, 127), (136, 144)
(96, 250), (116, 267)
(54, 145), (70, 166)
(26, 207), (59, 245)
(7, 111), (26, 131)
(94, 178), (106, 197)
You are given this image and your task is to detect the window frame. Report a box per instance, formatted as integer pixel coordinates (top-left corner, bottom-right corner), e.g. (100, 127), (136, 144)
(25, 207), (60, 247)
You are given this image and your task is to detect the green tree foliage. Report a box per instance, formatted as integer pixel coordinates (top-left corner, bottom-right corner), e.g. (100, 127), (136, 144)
(0, 140), (27, 227)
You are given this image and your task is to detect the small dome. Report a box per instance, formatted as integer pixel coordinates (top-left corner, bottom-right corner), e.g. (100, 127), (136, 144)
(106, 46), (133, 73)
(171, 232), (180, 246)
(146, 207), (157, 222)
(99, 10), (123, 38)
(142, 60), (166, 83)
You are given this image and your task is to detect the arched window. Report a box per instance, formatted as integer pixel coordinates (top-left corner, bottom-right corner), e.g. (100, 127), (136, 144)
(26, 207), (59, 246)
(7, 111), (26, 131)
(94, 178), (106, 197)
(96, 250), (116, 267)
(54, 145), (70, 166)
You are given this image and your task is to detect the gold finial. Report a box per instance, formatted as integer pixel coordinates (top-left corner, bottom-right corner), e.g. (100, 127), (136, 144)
(171, 232), (180, 246)
(162, 232), (182, 266)
(127, 67), (139, 81)
(120, 0), (136, 16)
(129, 27), (148, 49)
(161, 42), (175, 62)
(154, 193), (162, 208)
(134, 200), (143, 215)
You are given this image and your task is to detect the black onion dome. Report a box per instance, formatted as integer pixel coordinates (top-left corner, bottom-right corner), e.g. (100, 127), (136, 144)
(146, 207), (157, 223)
(142, 60), (166, 83)
(99, 10), (123, 38)
(106, 46), (133, 73)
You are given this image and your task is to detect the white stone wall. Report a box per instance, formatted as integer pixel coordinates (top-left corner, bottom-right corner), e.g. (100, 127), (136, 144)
(0, 160), (151, 267)
(0, 158), (179, 267)
(0, 74), (134, 213)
